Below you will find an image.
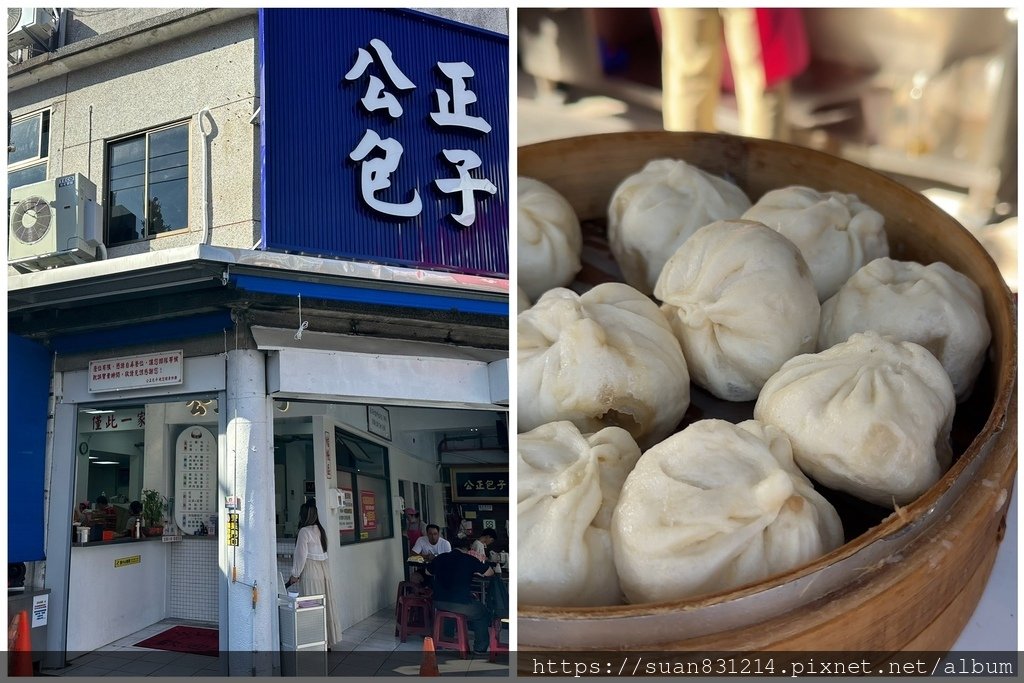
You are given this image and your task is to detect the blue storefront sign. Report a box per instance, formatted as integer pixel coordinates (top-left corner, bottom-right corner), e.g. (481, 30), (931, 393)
(259, 9), (508, 277)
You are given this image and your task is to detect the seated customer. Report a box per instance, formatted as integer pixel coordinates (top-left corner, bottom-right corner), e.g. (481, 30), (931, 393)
(409, 524), (452, 561)
(469, 529), (496, 562)
(426, 538), (494, 654)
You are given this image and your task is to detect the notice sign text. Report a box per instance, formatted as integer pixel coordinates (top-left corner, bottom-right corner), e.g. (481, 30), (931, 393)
(89, 350), (184, 393)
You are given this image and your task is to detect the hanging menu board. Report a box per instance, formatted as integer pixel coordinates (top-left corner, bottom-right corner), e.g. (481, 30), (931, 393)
(174, 425), (217, 535)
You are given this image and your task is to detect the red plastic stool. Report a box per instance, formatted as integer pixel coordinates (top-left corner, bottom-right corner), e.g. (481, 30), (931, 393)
(397, 595), (433, 642)
(488, 618), (509, 662)
(432, 610), (470, 659)
(394, 581), (412, 634)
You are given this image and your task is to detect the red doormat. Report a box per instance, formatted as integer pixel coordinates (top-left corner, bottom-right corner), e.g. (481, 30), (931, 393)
(134, 625), (219, 657)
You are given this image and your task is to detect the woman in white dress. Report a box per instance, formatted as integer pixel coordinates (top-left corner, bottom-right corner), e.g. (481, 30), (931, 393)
(287, 501), (342, 647)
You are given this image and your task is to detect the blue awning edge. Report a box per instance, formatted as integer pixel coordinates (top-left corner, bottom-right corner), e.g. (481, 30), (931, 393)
(9, 333), (51, 563)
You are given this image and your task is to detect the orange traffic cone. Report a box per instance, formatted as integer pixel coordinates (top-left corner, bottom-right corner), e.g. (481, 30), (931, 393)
(10, 610), (33, 677)
(419, 636), (440, 676)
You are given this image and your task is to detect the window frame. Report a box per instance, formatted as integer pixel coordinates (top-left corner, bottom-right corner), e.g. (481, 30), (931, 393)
(8, 108), (51, 192)
(71, 394), (220, 544)
(104, 120), (192, 246)
(335, 426), (394, 546)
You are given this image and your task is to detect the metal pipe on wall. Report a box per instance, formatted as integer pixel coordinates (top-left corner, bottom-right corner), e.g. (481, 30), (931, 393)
(198, 108), (214, 245)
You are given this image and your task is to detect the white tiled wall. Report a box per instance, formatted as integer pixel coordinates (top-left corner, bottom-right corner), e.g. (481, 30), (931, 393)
(276, 539), (294, 591)
(167, 537), (219, 623)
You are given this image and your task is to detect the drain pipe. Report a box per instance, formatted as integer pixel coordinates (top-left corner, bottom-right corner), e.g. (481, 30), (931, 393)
(88, 103), (108, 261)
(198, 108), (214, 245)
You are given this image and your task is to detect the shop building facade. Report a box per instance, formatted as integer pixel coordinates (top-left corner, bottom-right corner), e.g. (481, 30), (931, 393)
(7, 8), (509, 674)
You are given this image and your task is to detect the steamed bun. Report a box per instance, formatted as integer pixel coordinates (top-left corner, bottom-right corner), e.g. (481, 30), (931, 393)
(742, 186), (888, 301)
(517, 285), (532, 314)
(518, 283), (690, 449)
(608, 159), (751, 295)
(519, 421), (641, 606)
(754, 331), (955, 508)
(819, 257), (991, 402)
(655, 219), (820, 401)
(519, 177), (583, 301)
(612, 419), (843, 604)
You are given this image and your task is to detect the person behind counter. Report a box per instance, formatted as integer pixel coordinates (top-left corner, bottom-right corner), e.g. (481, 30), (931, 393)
(78, 496), (118, 541)
(410, 524), (452, 561)
(123, 500), (145, 538)
(90, 496), (118, 531)
(286, 501), (343, 649)
(426, 537), (495, 654)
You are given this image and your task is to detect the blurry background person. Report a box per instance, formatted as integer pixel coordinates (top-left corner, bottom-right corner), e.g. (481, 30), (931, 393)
(73, 501), (89, 525)
(287, 501), (343, 648)
(91, 495), (118, 531)
(403, 508), (426, 549)
(470, 529), (496, 562)
(410, 524), (452, 561)
(84, 495), (117, 540)
(653, 7), (808, 140)
(427, 538), (495, 654)
(123, 500), (145, 537)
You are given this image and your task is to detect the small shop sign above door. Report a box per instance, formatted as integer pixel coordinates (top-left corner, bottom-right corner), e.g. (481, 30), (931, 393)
(88, 350), (183, 393)
(450, 465), (508, 502)
(367, 405), (391, 440)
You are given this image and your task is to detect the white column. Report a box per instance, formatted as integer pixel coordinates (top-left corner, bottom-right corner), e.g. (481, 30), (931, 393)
(142, 403), (168, 494)
(224, 349), (276, 675)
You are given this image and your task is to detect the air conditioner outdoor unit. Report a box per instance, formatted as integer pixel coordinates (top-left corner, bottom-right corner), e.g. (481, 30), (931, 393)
(9, 174), (103, 269)
(7, 8), (56, 51)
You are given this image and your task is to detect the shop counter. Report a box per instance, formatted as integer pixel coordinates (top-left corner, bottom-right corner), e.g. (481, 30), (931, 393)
(67, 539), (169, 653)
(71, 535), (165, 548)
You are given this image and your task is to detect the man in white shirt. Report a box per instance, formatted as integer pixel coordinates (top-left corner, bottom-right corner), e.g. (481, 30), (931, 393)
(410, 524), (452, 560)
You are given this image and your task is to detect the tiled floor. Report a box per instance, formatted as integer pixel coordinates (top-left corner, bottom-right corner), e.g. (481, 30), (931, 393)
(43, 609), (509, 677)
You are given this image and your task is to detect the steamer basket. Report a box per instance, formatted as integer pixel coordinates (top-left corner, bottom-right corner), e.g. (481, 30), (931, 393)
(517, 131), (1017, 652)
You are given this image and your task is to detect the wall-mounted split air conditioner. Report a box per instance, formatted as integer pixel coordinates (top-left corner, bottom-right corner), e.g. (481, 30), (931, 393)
(7, 7), (56, 51)
(9, 174), (103, 271)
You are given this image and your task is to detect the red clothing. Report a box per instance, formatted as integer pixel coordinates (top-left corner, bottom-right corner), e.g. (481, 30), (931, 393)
(649, 8), (810, 90)
(89, 506), (118, 531)
(722, 9), (809, 91)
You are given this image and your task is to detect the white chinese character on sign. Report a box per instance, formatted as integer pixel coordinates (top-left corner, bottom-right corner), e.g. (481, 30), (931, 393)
(349, 129), (423, 217)
(344, 38), (416, 118)
(430, 62), (491, 133)
(434, 149), (496, 227)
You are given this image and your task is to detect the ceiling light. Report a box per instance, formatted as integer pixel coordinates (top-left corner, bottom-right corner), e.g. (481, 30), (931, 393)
(92, 460), (119, 465)
(82, 409), (116, 414)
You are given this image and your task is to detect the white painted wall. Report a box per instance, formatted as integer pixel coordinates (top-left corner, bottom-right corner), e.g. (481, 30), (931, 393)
(284, 441), (307, 535)
(66, 541), (168, 652)
(143, 403), (169, 494)
(268, 348), (505, 410)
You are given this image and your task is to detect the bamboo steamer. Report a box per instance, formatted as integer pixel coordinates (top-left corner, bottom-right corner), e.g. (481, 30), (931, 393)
(517, 132), (1017, 652)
